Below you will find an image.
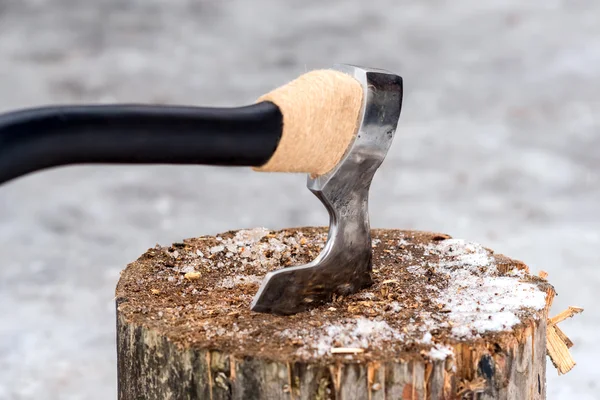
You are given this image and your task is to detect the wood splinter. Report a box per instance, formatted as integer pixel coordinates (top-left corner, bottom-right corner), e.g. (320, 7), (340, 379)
(544, 277), (584, 375)
(331, 347), (365, 354)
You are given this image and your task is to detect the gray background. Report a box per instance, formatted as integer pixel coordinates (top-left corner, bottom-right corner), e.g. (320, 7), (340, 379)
(0, 0), (598, 398)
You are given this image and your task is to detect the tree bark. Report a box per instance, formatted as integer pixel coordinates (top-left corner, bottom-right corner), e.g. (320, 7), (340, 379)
(116, 228), (552, 400)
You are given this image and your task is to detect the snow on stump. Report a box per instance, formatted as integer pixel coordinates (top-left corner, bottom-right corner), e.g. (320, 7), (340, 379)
(116, 228), (575, 400)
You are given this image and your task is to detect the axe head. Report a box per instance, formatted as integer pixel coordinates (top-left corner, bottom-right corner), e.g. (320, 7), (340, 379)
(251, 65), (403, 315)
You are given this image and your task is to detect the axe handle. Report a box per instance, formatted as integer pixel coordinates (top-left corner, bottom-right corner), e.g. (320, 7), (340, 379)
(0, 102), (282, 185)
(0, 69), (363, 185)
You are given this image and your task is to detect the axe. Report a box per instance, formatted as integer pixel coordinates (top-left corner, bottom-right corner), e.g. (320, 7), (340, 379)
(0, 65), (403, 314)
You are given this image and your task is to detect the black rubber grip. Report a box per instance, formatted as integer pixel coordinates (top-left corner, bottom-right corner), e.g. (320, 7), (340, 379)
(0, 101), (283, 185)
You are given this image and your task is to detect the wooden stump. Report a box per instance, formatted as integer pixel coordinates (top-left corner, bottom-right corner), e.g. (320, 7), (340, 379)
(116, 228), (554, 400)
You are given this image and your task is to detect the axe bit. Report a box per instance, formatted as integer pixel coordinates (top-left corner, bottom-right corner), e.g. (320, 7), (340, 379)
(0, 64), (403, 315)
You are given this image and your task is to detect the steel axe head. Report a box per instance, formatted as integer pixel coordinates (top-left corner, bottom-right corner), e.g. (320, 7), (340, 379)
(251, 64), (403, 315)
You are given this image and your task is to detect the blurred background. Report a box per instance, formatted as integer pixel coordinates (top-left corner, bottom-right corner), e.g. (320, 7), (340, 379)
(0, 0), (597, 399)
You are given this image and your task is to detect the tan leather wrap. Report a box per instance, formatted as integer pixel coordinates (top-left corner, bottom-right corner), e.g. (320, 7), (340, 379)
(254, 70), (363, 175)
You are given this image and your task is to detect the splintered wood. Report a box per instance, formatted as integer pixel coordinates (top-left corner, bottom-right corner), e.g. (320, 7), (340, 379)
(543, 275), (584, 375)
(457, 377), (487, 398)
(331, 347), (365, 354)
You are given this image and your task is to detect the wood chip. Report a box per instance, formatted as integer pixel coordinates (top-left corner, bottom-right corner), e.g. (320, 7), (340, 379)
(150, 289), (160, 295)
(546, 306), (584, 375)
(547, 325), (575, 375)
(184, 272), (202, 281)
(331, 347), (365, 354)
(382, 279), (398, 284)
(550, 306), (583, 325)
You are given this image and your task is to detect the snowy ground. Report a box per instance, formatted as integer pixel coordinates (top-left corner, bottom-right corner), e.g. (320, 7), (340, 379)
(0, 1), (598, 399)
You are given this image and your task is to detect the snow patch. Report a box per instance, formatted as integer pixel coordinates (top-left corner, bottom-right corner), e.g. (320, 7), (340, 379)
(219, 274), (262, 289)
(428, 344), (454, 360)
(210, 245), (225, 254)
(298, 317), (404, 357)
(424, 239), (547, 339)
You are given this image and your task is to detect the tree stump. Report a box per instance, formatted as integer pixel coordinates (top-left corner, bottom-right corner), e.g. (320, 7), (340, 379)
(116, 228), (555, 400)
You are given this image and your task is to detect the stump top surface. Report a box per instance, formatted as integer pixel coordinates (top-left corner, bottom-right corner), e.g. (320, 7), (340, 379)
(116, 228), (551, 363)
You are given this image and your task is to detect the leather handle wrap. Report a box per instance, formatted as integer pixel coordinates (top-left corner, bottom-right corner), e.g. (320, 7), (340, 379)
(254, 70), (363, 176)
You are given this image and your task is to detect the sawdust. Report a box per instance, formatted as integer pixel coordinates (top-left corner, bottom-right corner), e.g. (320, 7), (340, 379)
(116, 228), (552, 364)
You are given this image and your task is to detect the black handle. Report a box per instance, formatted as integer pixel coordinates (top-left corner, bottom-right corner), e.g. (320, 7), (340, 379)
(0, 101), (283, 185)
